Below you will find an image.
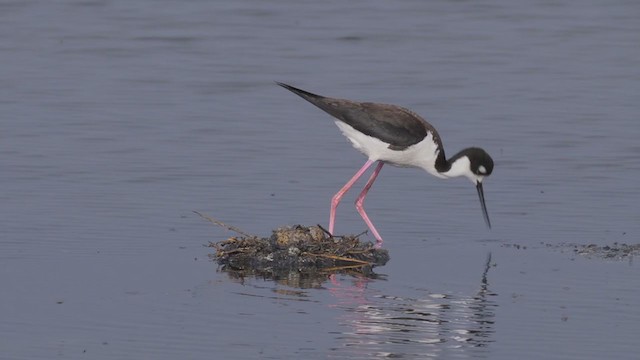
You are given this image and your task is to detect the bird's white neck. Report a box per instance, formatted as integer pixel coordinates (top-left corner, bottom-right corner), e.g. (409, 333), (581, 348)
(440, 156), (483, 184)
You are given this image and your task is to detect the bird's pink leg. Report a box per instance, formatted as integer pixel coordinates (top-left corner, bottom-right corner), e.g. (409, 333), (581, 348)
(329, 159), (375, 235)
(355, 161), (385, 247)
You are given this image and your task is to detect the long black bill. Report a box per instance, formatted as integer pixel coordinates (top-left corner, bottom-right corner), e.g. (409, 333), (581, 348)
(476, 181), (492, 229)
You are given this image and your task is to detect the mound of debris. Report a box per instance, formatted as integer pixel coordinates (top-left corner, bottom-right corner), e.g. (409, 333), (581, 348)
(535, 241), (640, 260)
(572, 242), (640, 260)
(206, 222), (389, 274)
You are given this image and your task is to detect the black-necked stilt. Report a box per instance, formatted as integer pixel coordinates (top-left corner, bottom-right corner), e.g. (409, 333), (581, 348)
(277, 82), (494, 246)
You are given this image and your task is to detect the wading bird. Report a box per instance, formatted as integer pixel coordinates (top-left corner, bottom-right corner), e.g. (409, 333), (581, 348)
(277, 82), (494, 246)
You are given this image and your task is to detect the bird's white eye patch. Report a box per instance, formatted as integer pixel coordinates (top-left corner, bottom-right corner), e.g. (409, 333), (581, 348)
(478, 165), (487, 174)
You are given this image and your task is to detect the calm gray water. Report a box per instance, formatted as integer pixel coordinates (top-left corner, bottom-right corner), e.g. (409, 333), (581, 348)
(2, 0), (640, 359)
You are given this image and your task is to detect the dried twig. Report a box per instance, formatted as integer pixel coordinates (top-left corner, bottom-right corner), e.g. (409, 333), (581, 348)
(345, 249), (370, 255)
(304, 252), (371, 265)
(193, 211), (256, 238)
(354, 229), (369, 238)
(321, 264), (370, 272)
(221, 248), (250, 255)
(316, 224), (369, 240)
(316, 224), (333, 238)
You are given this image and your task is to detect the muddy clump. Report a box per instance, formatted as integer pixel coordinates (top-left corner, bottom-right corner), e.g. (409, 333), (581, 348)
(536, 241), (640, 260)
(572, 243), (640, 260)
(208, 224), (389, 274)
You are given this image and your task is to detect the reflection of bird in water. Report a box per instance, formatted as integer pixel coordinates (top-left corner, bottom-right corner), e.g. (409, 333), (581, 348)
(327, 253), (496, 358)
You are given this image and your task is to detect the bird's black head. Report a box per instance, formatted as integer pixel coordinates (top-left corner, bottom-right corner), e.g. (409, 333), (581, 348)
(446, 147), (494, 181)
(465, 147), (494, 177)
(467, 147), (493, 229)
(446, 147), (494, 229)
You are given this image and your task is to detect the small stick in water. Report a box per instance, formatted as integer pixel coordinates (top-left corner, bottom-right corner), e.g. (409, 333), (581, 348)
(193, 211), (256, 238)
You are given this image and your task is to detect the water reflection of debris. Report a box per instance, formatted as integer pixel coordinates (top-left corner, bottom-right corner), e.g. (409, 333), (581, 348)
(327, 253), (497, 359)
(217, 265), (385, 289)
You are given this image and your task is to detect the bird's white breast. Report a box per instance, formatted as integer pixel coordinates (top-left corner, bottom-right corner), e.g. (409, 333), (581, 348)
(334, 121), (443, 176)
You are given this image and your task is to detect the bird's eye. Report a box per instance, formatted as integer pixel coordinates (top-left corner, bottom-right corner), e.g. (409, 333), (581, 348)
(478, 165), (487, 174)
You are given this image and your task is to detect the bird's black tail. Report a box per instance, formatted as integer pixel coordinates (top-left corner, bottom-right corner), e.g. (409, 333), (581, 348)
(277, 82), (357, 126)
(276, 82), (326, 103)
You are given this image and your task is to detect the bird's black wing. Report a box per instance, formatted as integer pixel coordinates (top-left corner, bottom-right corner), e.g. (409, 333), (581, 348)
(277, 82), (442, 150)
